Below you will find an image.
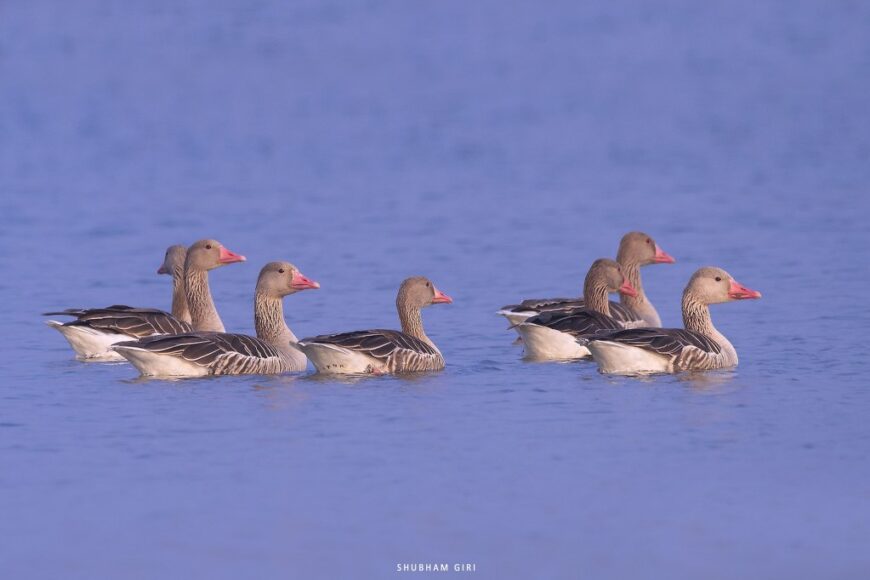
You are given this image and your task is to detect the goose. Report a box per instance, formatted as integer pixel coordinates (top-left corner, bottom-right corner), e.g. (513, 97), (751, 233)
(297, 276), (452, 375)
(112, 262), (320, 377)
(498, 231), (675, 327)
(514, 259), (638, 360)
(45, 239), (245, 360)
(587, 267), (761, 375)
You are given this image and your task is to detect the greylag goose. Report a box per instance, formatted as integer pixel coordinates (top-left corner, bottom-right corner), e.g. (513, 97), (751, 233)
(587, 267), (761, 374)
(297, 276), (452, 375)
(45, 239), (245, 360)
(498, 231), (675, 327)
(113, 262), (319, 377)
(514, 259), (638, 360)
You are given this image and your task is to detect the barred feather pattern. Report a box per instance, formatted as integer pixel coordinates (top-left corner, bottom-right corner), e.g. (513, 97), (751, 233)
(501, 298), (642, 325)
(44, 306), (193, 338)
(119, 332), (289, 375)
(303, 329), (445, 373)
(524, 308), (623, 338)
(589, 327), (723, 371)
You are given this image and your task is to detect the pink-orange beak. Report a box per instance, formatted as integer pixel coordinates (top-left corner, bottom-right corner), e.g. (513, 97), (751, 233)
(157, 264), (169, 275)
(728, 279), (762, 300)
(218, 246), (246, 264)
(619, 279), (639, 298)
(432, 287), (453, 304)
(291, 271), (320, 290)
(653, 244), (676, 264)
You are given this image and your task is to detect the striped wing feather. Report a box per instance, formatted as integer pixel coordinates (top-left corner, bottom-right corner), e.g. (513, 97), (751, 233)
(591, 327), (722, 357)
(120, 332), (286, 375)
(525, 308), (623, 338)
(304, 329), (443, 372)
(50, 307), (192, 338)
(503, 298), (641, 324)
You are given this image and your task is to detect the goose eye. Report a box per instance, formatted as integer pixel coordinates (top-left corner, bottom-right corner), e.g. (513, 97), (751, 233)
(715, 276), (722, 282)
(426, 282), (431, 287)
(646, 239), (651, 244)
(206, 244), (212, 250)
(279, 269), (285, 274)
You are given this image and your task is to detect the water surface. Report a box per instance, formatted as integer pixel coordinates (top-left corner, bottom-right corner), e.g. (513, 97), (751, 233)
(2, 1), (869, 578)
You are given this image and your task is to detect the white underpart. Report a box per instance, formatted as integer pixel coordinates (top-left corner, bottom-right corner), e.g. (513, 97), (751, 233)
(111, 345), (209, 377)
(45, 320), (127, 361)
(587, 341), (671, 375)
(514, 323), (590, 360)
(496, 309), (536, 328)
(296, 342), (386, 375)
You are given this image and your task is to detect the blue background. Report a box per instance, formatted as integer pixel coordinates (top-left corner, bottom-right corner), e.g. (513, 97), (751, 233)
(2, 1), (869, 578)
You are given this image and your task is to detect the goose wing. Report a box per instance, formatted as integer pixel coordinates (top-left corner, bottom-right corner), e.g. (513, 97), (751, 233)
(48, 307), (192, 337)
(118, 332), (286, 374)
(524, 308), (623, 338)
(502, 298), (641, 324)
(300, 329), (442, 371)
(589, 327), (722, 357)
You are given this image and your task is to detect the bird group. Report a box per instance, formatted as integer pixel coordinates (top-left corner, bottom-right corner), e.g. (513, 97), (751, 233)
(498, 232), (761, 373)
(45, 239), (451, 377)
(45, 232), (760, 378)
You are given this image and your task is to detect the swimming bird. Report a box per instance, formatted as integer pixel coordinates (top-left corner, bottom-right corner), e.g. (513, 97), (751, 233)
(587, 267), (761, 374)
(498, 231), (675, 328)
(297, 276), (452, 375)
(513, 259), (638, 360)
(113, 262), (319, 377)
(45, 239), (245, 360)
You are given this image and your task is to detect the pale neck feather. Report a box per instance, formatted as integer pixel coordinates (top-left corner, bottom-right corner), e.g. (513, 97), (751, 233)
(185, 268), (225, 332)
(171, 265), (191, 323)
(682, 290), (737, 364)
(582, 276), (611, 317)
(397, 296), (437, 351)
(254, 294), (306, 370)
(617, 259), (661, 326)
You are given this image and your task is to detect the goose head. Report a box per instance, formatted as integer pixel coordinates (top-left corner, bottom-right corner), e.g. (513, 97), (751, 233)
(687, 267), (762, 305)
(185, 239), (246, 272)
(586, 258), (638, 298)
(397, 276), (453, 310)
(157, 244), (187, 275)
(256, 262), (320, 298)
(618, 231), (676, 265)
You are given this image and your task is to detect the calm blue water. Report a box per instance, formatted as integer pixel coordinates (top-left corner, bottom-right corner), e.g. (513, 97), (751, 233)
(2, 1), (870, 578)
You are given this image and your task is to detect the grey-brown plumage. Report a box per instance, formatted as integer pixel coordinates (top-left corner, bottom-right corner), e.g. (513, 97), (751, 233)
(499, 231), (674, 328)
(298, 276), (452, 375)
(118, 331), (289, 375)
(182, 239), (246, 333)
(523, 307), (623, 338)
(301, 329), (443, 374)
(501, 297), (642, 325)
(587, 327), (721, 355)
(159, 245), (191, 323)
(514, 258), (638, 359)
(588, 267), (762, 374)
(45, 305), (193, 338)
(44, 245), (196, 359)
(45, 245), (193, 339)
(45, 241), (245, 360)
(114, 261), (319, 377)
